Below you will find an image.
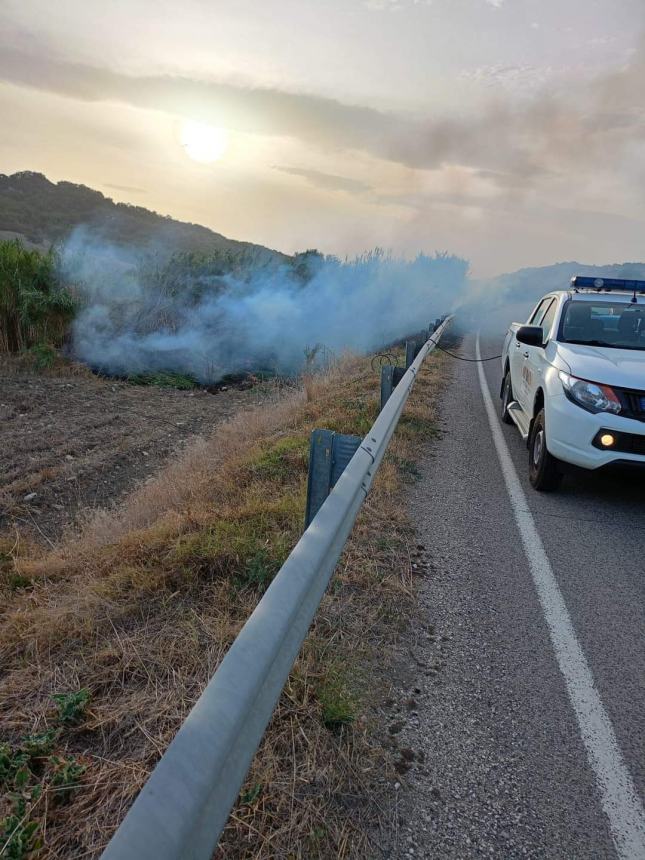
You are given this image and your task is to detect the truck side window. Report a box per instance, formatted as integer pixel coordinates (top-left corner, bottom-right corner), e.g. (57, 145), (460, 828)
(539, 299), (557, 344)
(528, 300), (548, 325)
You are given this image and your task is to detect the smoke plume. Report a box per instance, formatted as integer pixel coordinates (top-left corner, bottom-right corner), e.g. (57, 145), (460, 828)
(62, 228), (468, 382)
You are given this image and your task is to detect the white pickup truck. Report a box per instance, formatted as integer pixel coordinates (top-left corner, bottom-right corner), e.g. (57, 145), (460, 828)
(500, 276), (645, 490)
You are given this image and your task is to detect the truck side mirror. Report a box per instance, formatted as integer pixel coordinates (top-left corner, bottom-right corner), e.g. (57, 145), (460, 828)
(515, 325), (544, 347)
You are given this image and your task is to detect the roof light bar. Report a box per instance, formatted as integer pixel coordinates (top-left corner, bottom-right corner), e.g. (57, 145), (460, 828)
(571, 275), (645, 293)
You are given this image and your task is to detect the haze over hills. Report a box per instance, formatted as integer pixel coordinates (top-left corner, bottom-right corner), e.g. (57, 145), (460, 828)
(483, 261), (645, 303)
(2, 171), (644, 304)
(467, 260), (645, 330)
(0, 171), (286, 261)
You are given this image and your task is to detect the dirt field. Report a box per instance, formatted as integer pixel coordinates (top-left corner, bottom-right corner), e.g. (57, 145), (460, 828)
(0, 361), (261, 544)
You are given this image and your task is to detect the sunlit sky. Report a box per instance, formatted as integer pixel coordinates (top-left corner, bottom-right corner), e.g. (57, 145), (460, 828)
(1, 0), (644, 276)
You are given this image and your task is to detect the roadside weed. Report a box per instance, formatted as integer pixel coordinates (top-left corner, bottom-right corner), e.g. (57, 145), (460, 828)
(0, 689), (90, 857)
(52, 689), (91, 724)
(316, 670), (358, 731)
(49, 756), (87, 802)
(240, 783), (262, 806)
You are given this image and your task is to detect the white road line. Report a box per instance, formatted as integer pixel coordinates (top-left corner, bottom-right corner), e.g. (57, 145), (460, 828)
(475, 335), (645, 860)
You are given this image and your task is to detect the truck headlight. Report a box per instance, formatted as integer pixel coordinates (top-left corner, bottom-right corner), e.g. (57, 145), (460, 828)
(558, 371), (622, 414)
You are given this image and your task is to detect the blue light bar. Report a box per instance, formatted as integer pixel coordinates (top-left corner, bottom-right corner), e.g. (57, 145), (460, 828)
(571, 275), (645, 292)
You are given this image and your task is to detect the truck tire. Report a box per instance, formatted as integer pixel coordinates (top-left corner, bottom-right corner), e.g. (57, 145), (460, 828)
(500, 371), (514, 425)
(528, 409), (562, 491)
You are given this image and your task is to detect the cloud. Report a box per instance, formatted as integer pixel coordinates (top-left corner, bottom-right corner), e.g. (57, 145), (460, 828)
(459, 63), (556, 94)
(0, 38), (643, 198)
(275, 166), (372, 194)
(0, 44), (400, 157)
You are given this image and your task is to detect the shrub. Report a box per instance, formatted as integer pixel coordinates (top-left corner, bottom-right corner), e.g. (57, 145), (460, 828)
(0, 239), (76, 354)
(27, 342), (58, 370)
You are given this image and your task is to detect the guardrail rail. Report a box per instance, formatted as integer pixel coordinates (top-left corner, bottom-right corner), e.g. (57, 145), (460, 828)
(101, 316), (452, 860)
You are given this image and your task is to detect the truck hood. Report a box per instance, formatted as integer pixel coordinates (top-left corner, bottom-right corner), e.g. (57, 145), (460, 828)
(555, 343), (645, 389)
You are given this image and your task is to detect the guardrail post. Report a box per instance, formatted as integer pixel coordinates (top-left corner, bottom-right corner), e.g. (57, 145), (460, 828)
(380, 364), (406, 411)
(405, 337), (423, 369)
(305, 429), (362, 528)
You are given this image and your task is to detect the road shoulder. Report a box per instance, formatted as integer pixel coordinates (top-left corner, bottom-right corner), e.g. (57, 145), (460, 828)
(373, 338), (616, 858)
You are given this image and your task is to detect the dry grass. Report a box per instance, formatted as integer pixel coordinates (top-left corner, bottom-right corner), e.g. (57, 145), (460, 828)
(0, 349), (447, 859)
(0, 352), (95, 379)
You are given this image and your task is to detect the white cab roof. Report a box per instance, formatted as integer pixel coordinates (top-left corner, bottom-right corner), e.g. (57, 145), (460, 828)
(564, 291), (641, 304)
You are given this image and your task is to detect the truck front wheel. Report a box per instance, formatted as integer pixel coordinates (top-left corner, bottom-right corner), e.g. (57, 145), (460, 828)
(528, 409), (562, 491)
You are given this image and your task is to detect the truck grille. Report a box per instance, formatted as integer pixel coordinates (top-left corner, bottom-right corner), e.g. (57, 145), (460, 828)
(618, 388), (645, 422)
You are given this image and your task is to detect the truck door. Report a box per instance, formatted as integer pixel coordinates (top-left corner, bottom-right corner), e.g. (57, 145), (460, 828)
(523, 298), (557, 412)
(512, 298), (548, 412)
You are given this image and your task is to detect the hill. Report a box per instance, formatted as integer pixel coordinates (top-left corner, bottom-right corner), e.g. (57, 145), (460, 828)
(483, 260), (645, 304)
(464, 260), (645, 330)
(0, 171), (285, 261)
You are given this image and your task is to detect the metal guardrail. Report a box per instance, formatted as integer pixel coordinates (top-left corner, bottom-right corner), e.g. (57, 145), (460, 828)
(100, 316), (452, 860)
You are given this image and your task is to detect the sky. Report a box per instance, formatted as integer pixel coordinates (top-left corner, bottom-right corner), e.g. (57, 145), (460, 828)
(1, 0), (644, 276)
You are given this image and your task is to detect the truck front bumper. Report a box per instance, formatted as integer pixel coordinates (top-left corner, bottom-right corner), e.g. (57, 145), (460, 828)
(547, 393), (645, 471)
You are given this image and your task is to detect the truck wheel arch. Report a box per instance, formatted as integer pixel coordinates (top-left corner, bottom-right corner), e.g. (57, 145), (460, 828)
(500, 359), (510, 398)
(533, 388), (545, 416)
(527, 388), (545, 448)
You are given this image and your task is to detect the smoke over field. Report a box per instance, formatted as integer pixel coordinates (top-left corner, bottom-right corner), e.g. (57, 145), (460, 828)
(62, 229), (468, 382)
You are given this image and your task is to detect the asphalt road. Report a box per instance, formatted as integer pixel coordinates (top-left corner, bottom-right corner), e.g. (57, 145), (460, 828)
(387, 330), (645, 859)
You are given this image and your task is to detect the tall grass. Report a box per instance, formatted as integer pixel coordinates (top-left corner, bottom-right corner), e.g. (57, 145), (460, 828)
(0, 239), (77, 353)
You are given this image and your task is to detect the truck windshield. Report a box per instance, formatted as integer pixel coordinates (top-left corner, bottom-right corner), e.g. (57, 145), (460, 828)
(560, 301), (645, 351)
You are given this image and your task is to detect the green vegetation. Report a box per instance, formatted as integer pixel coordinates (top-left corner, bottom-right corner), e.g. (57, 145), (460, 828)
(239, 783), (262, 806)
(171, 499), (300, 593)
(27, 342), (58, 369)
(316, 669), (358, 731)
(19, 730), (60, 759)
(5, 574), (32, 591)
(1, 794), (41, 860)
(236, 547), (284, 592)
(48, 757), (87, 802)
(399, 414), (432, 436)
(248, 435), (309, 480)
(395, 457), (422, 480)
(51, 689), (91, 725)
(127, 370), (200, 390)
(0, 238), (76, 354)
(0, 690), (89, 859)
(0, 543), (33, 593)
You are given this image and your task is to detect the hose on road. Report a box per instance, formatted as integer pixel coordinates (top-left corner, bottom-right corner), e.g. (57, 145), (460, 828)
(427, 336), (502, 362)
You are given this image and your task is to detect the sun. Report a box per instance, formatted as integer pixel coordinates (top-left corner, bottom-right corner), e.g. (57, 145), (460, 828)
(180, 120), (228, 164)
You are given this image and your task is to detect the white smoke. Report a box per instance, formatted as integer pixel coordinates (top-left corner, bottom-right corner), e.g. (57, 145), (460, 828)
(62, 228), (468, 382)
